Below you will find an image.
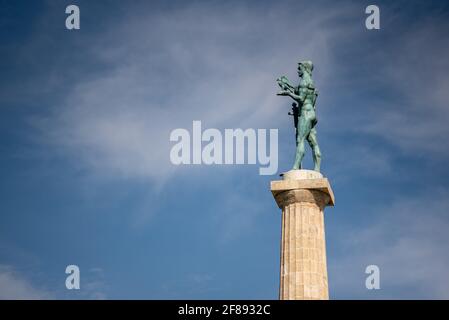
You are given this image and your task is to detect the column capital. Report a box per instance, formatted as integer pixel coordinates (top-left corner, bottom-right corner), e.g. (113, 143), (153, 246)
(270, 171), (335, 209)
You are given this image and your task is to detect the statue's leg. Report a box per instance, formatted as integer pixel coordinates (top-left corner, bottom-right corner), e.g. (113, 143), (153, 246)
(307, 127), (321, 172)
(293, 117), (312, 170)
(293, 136), (305, 170)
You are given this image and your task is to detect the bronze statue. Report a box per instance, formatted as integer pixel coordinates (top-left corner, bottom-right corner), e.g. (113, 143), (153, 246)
(276, 60), (321, 172)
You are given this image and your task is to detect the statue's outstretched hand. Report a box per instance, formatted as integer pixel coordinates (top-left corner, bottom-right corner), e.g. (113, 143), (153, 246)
(277, 90), (290, 96)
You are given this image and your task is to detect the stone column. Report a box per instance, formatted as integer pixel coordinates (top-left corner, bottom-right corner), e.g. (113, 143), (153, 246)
(271, 170), (335, 300)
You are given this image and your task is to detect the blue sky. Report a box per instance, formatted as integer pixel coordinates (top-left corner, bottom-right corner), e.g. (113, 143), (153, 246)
(1, 0), (449, 299)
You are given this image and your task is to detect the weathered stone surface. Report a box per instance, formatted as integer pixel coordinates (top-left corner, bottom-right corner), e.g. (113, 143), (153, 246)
(282, 169), (323, 180)
(271, 177), (334, 207)
(271, 169), (334, 300)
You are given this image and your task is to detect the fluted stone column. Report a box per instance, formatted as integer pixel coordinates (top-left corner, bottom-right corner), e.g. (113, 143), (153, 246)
(271, 170), (335, 300)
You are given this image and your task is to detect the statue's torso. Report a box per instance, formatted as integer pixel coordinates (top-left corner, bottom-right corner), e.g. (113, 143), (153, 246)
(296, 84), (316, 120)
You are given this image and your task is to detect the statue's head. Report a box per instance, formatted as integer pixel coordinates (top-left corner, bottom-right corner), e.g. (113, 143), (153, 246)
(298, 60), (313, 76)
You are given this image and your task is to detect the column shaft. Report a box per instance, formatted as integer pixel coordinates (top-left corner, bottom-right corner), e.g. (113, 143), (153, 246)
(277, 190), (329, 300)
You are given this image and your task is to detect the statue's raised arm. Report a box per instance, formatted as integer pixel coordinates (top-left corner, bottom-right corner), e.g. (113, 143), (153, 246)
(276, 76), (296, 94)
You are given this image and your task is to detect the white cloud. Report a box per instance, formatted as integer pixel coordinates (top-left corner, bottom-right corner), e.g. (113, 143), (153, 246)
(329, 192), (449, 299)
(0, 264), (107, 300)
(356, 23), (449, 157)
(33, 2), (353, 184)
(0, 265), (52, 300)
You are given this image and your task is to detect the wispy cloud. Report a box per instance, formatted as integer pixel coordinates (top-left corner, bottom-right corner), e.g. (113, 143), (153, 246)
(0, 265), (52, 300)
(329, 191), (449, 299)
(32, 2), (353, 184)
(340, 20), (449, 159)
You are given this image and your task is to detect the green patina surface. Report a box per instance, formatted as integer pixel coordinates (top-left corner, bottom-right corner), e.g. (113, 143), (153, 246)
(276, 60), (321, 172)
